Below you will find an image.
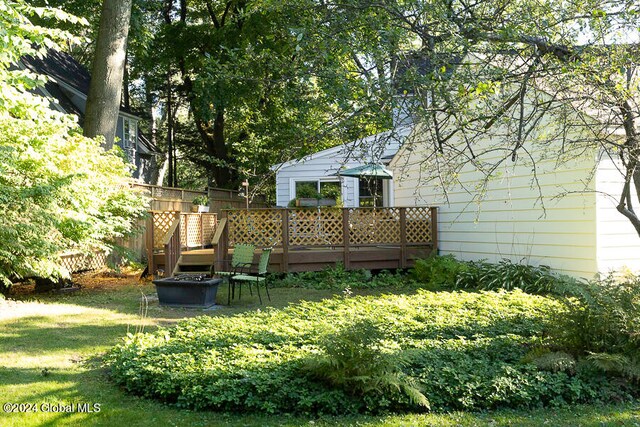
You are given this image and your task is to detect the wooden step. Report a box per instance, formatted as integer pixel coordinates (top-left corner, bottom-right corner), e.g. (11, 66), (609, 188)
(172, 255), (213, 275)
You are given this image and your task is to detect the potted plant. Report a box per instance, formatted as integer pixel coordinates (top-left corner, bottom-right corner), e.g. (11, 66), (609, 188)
(319, 185), (340, 207)
(295, 183), (322, 207)
(191, 195), (210, 213)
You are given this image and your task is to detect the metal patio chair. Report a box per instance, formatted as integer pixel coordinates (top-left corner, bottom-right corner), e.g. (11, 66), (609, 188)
(229, 248), (272, 304)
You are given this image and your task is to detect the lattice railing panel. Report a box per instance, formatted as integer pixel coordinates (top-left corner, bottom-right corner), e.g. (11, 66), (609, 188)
(349, 208), (401, 245)
(202, 214), (218, 245)
(182, 214), (200, 248)
(59, 251), (108, 273)
(288, 208), (343, 246)
(228, 210), (283, 247)
(405, 207), (432, 243)
(152, 211), (179, 249)
(177, 213), (218, 248)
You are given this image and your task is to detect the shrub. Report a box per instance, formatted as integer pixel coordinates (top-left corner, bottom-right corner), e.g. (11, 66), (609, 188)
(547, 272), (640, 381)
(412, 255), (580, 295)
(412, 255), (467, 289)
(455, 259), (580, 295)
(106, 289), (634, 415)
(303, 319), (429, 412)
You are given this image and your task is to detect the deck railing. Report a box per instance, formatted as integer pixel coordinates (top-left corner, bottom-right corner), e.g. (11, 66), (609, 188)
(146, 211), (218, 275)
(226, 207), (435, 247)
(220, 207), (437, 271)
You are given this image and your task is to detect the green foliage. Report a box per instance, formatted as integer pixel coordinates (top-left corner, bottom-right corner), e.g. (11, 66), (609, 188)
(412, 255), (580, 295)
(304, 319), (429, 411)
(546, 272), (640, 382)
(274, 264), (414, 290)
(319, 184), (341, 200)
(412, 255), (468, 290)
(106, 289), (634, 415)
(0, 1), (146, 289)
(191, 195), (209, 206)
(296, 183), (322, 199)
(455, 259), (580, 294)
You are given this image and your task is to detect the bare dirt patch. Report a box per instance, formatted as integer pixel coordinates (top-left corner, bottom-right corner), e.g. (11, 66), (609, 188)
(7, 267), (150, 297)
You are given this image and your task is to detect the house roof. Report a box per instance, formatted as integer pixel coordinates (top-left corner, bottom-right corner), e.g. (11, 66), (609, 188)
(22, 49), (91, 95)
(22, 48), (139, 118)
(271, 125), (413, 172)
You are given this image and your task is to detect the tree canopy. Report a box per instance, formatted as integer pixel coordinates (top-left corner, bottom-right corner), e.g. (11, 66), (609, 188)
(17, 0), (640, 235)
(0, 0), (146, 288)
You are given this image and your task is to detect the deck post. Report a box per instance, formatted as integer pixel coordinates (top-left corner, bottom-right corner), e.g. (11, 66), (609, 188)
(281, 209), (289, 273)
(400, 207), (407, 268)
(342, 208), (350, 269)
(200, 213), (205, 249)
(216, 211), (229, 271)
(430, 206), (438, 254)
(146, 213), (154, 276)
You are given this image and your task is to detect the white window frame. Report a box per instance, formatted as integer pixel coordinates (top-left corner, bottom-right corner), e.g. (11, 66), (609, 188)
(121, 117), (137, 163)
(289, 178), (341, 201)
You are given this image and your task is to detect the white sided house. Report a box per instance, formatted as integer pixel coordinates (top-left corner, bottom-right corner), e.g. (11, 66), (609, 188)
(390, 113), (640, 279)
(272, 126), (411, 208)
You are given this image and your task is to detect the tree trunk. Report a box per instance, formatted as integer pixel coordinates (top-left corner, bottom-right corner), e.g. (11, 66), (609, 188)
(83, 0), (133, 149)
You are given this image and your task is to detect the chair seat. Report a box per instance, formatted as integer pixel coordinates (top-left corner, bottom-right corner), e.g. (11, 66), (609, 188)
(232, 274), (265, 282)
(216, 271), (235, 277)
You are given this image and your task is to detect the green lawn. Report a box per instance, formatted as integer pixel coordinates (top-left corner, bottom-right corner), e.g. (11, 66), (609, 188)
(1, 279), (639, 426)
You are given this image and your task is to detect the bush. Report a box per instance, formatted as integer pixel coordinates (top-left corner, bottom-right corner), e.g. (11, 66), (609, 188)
(106, 289), (634, 415)
(455, 259), (580, 295)
(412, 255), (467, 289)
(547, 272), (640, 381)
(412, 255), (580, 295)
(192, 195), (209, 206)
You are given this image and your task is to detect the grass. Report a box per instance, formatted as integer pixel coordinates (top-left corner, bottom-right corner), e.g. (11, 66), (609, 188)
(1, 273), (639, 426)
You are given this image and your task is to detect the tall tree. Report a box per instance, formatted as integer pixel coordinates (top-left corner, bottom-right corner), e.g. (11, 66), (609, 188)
(0, 0), (146, 289)
(83, 0), (133, 149)
(150, 0), (395, 189)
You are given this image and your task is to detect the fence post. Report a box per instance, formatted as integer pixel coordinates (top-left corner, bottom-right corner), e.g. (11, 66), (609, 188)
(430, 206), (438, 254)
(400, 207), (407, 268)
(342, 208), (350, 269)
(281, 209), (289, 273)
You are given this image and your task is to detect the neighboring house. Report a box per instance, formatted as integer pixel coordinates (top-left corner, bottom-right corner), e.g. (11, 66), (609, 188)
(389, 101), (640, 279)
(272, 102), (413, 208)
(20, 49), (158, 182)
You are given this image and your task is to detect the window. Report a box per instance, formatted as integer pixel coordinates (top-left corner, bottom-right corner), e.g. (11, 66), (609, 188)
(121, 118), (137, 163)
(359, 178), (384, 207)
(294, 180), (341, 199)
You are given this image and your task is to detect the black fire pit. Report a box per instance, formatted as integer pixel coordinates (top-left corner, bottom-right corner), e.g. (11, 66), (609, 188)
(152, 274), (222, 308)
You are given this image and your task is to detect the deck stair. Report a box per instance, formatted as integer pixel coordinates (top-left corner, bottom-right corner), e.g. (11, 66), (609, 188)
(171, 251), (215, 275)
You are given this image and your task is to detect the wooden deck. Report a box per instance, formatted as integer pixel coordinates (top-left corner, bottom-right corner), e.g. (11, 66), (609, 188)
(153, 244), (435, 274)
(150, 207), (437, 275)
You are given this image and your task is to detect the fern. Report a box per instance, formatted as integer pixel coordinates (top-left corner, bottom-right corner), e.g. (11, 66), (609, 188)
(528, 351), (576, 373)
(586, 353), (640, 381)
(302, 319), (430, 410)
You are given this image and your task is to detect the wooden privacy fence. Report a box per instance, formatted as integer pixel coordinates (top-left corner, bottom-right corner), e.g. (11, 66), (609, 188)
(216, 207), (437, 272)
(132, 183), (269, 213)
(147, 211), (218, 275)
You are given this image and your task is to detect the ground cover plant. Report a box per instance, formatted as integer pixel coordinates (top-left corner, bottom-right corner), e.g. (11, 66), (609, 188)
(2, 270), (640, 426)
(106, 288), (636, 415)
(273, 264), (415, 290)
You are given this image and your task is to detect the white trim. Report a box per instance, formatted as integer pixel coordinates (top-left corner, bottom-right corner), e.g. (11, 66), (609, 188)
(271, 125), (412, 171)
(289, 177), (341, 200)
